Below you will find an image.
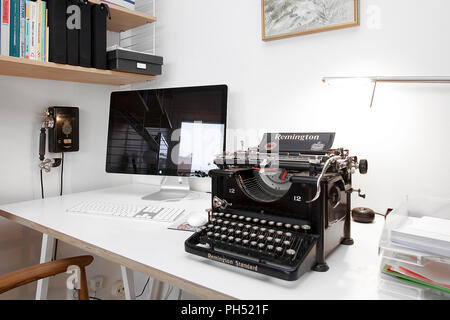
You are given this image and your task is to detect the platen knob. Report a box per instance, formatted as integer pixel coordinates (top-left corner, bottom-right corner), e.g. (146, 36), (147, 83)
(359, 159), (368, 174)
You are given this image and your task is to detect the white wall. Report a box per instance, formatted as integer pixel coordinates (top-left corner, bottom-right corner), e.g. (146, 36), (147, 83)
(152, 0), (450, 213)
(0, 77), (131, 299)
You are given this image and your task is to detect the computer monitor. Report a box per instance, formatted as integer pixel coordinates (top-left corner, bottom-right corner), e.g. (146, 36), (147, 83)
(106, 84), (228, 200)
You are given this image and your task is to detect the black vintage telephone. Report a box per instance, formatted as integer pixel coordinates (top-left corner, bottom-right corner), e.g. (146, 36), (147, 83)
(39, 107), (79, 172)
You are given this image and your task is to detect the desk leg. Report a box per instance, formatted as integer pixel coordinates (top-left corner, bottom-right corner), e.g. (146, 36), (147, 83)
(35, 234), (55, 300)
(120, 265), (136, 300)
(149, 279), (165, 300)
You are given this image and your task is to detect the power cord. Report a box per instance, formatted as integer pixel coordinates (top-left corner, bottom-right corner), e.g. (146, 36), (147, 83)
(135, 277), (150, 298)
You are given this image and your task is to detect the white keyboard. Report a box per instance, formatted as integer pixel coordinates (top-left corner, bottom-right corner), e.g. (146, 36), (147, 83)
(67, 201), (185, 222)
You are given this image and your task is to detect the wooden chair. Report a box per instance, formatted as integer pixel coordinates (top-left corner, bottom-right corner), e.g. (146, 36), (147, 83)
(0, 255), (94, 300)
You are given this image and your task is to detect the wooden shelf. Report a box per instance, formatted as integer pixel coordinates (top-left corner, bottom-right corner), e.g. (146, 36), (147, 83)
(0, 55), (156, 86)
(89, 0), (157, 32)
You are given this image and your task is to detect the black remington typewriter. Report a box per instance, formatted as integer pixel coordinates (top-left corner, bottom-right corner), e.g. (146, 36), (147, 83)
(185, 133), (368, 281)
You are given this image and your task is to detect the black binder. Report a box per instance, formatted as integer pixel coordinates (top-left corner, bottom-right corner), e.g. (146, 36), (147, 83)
(66, 0), (79, 66)
(47, 0), (67, 64)
(91, 3), (109, 70)
(79, 0), (92, 68)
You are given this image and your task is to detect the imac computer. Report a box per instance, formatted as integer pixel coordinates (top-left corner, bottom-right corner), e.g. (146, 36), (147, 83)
(106, 84), (228, 201)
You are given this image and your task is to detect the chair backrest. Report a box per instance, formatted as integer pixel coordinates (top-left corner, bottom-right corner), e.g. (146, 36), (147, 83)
(0, 255), (94, 300)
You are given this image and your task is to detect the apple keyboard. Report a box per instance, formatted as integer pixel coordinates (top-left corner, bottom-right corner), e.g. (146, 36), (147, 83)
(67, 201), (185, 222)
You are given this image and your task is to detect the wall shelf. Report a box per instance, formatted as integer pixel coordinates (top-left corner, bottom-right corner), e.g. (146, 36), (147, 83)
(89, 0), (157, 32)
(0, 55), (156, 86)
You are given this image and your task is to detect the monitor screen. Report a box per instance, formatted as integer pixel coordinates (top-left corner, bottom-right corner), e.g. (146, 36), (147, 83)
(106, 85), (228, 177)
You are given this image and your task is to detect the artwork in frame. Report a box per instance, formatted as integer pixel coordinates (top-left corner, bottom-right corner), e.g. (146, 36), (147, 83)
(262, 0), (359, 41)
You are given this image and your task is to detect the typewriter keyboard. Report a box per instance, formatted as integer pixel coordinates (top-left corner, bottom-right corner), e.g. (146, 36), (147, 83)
(194, 211), (316, 267)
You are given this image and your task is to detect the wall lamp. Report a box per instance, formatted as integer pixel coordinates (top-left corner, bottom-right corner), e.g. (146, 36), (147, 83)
(322, 76), (450, 108)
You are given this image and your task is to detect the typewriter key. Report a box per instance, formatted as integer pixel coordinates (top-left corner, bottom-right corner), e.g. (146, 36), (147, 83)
(223, 221), (230, 225)
(207, 232), (213, 237)
(283, 240), (291, 246)
(214, 226), (220, 230)
(207, 224), (214, 228)
(245, 224), (252, 229)
(235, 230), (242, 235)
(285, 232), (292, 238)
(225, 214), (231, 218)
(252, 226), (259, 231)
(275, 247), (283, 253)
(250, 233), (257, 238)
(276, 230), (283, 236)
(221, 227), (227, 232)
(268, 221), (275, 226)
(242, 239), (249, 245)
(217, 219), (223, 224)
(301, 225), (311, 233)
(238, 223), (244, 228)
(235, 238), (242, 243)
(293, 225), (301, 231)
(274, 238), (282, 244)
(253, 218), (259, 223)
(243, 231), (249, 237)
(231, 222), (237, 226)
(228, 236), (234, 241)
(232, 215), (238, 219)
(214, 233), (220, 238)
(286, 249), (296, 256)
(276, 222), (283, 227)
(228, 228), (234, 233)
(260, 227), (267, 232)
(260, 220), (267, 225)
(268, 229), (275, 234)
(258, 235), (265, 240)
(285, 224), (292, 229)
(218, 213), (224, 217)
(251, 241), (258, 247)
(245, 217), (252, 222)
(238, 216), (245, 220)
(221, 235), (227, 240)
(210, 218), (217, 222)
(258, 243), (265, 249)
(267, 236), (274, 242)
(267, 245), (274, 251)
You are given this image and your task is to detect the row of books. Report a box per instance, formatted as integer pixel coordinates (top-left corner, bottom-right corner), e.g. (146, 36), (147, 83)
(1, 0), (49, 61)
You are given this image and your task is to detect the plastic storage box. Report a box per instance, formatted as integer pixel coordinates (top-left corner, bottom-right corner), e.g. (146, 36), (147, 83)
(378, 195), (450, 300)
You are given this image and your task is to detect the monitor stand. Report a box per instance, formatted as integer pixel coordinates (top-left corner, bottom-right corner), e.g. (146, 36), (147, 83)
(142, 176), (191, 202)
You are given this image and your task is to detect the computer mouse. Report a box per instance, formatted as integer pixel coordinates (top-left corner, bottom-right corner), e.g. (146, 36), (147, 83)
(351, 207), (375, 223)
(187, 214), (208, 227)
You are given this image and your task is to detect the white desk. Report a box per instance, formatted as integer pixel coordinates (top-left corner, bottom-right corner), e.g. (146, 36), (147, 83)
(0, 183), (386, 300)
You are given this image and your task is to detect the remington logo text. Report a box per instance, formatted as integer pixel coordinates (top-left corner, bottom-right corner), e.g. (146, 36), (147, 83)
(274, 134), (320, 141)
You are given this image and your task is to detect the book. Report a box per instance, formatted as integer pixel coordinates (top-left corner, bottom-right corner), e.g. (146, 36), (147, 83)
(29, 0), (35, 59)
(391, 216), (450, 257)
(39, 0), (45, 61)
(9, 0), (19, 56)
(19, 0), (24, 57)
(24, 0), (29, 58)
(1, 0), (10, 56)
(37, 0), (40, 60)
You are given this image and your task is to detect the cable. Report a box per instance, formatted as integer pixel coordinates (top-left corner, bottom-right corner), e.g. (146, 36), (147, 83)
(135, 277), (150, 298)
(60, 152), (64, 196)
(40, 169), (44, 199)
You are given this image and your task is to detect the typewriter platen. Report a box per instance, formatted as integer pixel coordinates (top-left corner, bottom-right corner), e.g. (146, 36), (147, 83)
(185, 133), (368, 281)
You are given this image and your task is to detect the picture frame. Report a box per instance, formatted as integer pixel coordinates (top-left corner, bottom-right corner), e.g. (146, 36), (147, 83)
(262, 0), (360, 41)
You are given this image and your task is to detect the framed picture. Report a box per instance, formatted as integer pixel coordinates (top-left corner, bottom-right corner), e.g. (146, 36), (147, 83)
(262, 0), (359, 41)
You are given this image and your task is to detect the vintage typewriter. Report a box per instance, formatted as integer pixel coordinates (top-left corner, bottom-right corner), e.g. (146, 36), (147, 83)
(185, 133), (368, 281)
